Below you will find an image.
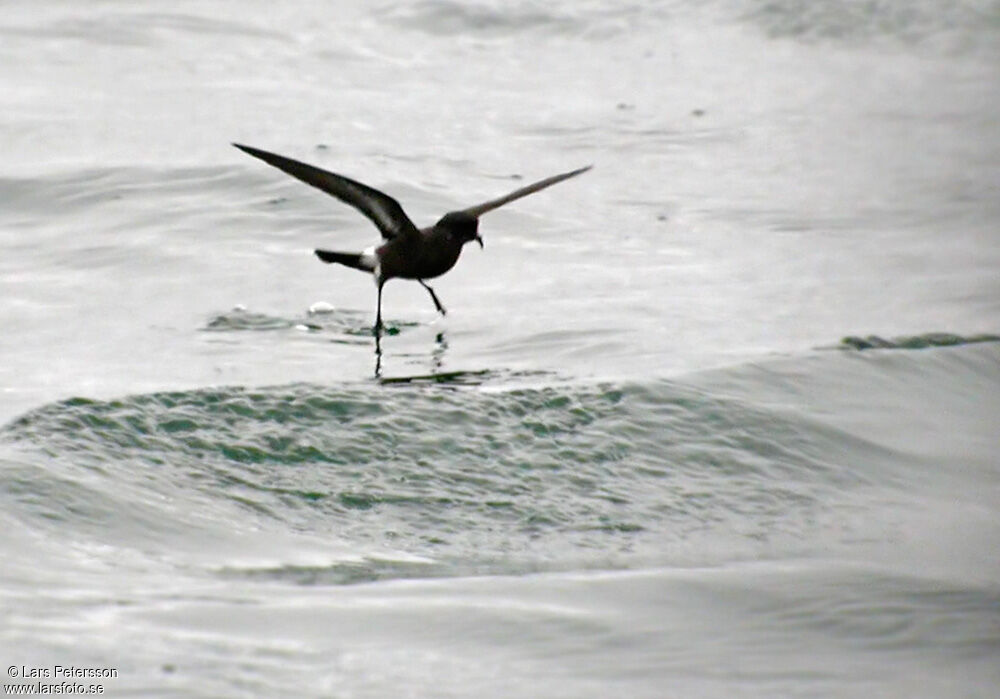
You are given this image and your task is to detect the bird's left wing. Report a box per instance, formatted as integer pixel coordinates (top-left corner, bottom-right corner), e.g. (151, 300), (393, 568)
(234, 144), (420, 240)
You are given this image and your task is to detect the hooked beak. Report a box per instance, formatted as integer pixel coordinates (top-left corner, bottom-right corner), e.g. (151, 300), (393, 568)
(475, 235), (484, 249)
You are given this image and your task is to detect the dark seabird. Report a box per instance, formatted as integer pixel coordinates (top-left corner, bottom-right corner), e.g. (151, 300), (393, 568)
(233, 143), (590, 336)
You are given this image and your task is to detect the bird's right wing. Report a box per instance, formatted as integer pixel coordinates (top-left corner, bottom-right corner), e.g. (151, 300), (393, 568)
(234, 144), (420, 240)
(461, 165), (592, 218)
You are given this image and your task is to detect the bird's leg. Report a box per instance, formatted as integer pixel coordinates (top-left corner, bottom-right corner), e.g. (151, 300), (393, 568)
(374, 282), (384, 337)
(418, 280), (447, 316)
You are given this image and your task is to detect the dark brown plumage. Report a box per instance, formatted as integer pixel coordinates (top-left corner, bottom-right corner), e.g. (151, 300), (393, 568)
(234, 143), (590, 336)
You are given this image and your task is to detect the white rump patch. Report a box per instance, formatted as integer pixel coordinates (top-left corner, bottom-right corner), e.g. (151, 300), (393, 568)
(361, 245), (381, 282)
(360, 246), (377, 269)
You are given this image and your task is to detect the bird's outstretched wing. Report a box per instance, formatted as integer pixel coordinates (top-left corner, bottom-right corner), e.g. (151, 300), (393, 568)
(461, 165), (592, 218)
(233, 144), (420, 241)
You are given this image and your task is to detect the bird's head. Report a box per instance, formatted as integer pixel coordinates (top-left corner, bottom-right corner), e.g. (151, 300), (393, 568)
(437, 211), (483, 248)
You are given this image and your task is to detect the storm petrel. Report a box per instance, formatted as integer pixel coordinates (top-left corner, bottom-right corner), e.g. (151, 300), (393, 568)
(233, 144), (590, 336)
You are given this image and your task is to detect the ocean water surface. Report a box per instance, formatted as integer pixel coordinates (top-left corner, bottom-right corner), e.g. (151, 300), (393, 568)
(1, 0), (998, 696)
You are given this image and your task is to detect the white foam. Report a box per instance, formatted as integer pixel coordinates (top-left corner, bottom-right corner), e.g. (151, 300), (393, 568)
(308, 301), (336, 315)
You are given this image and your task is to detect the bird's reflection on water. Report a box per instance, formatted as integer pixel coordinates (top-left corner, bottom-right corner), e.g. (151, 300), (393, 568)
(431, 332), (448, 373)
(374, 329), (494, 386)
(374, 327), (450, 381)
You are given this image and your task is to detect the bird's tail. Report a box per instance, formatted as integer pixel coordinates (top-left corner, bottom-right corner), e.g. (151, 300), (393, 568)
(314, 249), (374, 272)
